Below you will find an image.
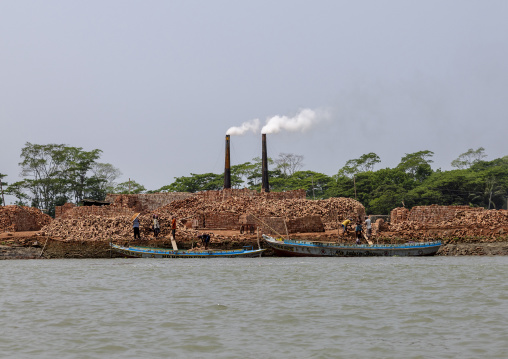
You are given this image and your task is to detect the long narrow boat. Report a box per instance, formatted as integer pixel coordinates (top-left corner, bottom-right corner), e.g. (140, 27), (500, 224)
(262, 235), (441, 257)
(111, 243), (266, 258)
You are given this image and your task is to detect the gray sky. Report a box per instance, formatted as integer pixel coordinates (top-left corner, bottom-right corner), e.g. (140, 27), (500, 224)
(1, 0), (507, 201)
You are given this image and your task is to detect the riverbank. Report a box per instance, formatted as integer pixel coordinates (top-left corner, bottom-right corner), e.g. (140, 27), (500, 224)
(2, 230), (508, 259)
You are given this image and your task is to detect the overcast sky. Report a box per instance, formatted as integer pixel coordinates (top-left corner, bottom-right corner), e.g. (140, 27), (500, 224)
(1, 1), (507, 201)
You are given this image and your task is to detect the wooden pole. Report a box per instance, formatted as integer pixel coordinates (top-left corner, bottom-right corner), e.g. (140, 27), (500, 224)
(249, 213), (285, 238)
(39, 237), (49, 258)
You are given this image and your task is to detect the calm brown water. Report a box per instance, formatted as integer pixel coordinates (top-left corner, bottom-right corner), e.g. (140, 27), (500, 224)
(1, 257), (507, 358)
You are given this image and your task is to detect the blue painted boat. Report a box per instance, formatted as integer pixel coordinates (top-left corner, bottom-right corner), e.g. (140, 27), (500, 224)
(262, 235), (441, 257)
(111, 243), (265, 258)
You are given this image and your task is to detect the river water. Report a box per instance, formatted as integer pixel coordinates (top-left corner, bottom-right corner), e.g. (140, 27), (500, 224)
(1, 257), (507, 359)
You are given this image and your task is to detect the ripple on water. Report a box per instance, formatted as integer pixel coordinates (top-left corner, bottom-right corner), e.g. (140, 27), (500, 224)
(1, 257), (508, 358)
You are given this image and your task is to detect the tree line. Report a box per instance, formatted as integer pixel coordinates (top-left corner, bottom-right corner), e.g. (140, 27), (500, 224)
(1, 143), (507, 216)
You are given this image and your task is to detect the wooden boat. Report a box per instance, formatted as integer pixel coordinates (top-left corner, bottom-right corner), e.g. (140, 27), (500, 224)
(111, 243), (266, 258)
(262, 235), (441, 257)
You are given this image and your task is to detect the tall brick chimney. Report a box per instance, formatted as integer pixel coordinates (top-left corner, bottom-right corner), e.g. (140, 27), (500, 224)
(262, 133), (270, 192)
(224, 135), (231, 189)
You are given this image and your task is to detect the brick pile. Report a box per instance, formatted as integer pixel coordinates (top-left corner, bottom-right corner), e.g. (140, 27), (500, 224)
(0, 205), (52, 233)
(155, 193), (364, 231)
(386, 206), (508, 240)
(42, 212), (200, 242)
(41, 190), (364, 242)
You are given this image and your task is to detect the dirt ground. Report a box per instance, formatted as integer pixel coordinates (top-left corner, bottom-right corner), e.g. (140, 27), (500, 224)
(2, 229), (508, 259)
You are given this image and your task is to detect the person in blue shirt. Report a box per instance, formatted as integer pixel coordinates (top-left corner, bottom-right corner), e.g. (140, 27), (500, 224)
(133, 215), (141, 239)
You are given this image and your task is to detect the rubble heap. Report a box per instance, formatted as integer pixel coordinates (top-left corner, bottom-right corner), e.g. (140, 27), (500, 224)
(0, 205), (52, 233)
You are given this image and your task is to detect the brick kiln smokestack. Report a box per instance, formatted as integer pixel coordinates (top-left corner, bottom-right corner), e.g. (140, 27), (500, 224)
(224, 135), (231, 189)
(262, 133), (270, 192)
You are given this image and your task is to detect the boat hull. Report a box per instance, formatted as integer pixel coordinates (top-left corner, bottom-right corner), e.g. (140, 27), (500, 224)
(111, 244), (265, 258)
(263, 235), (441, 257)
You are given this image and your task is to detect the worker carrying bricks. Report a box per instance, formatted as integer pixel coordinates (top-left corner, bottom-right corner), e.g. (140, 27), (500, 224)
(198, 233), (210, 249)
(171, 217), (177, 239)
(341, 218), (352, 236)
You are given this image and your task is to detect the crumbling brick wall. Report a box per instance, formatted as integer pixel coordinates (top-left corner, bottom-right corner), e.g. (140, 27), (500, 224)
(203, 213), (240, 230)
(105, 192), (195, 213)
(196, 188), (307, 202)
(390, 207), (410, 225)
(393, 205), (485, 226)
(262, 189), (307, 200)
(286, 215), (325, 233)
(390, 205), (485, 226)
(55, 203), (76, 219)
(57, 205), (135, 220)
(409, 205), (484, 224)
(258, 215), (324, 235)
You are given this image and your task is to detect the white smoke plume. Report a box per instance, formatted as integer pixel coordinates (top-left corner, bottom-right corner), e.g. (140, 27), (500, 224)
(226, 118), (260, 136)
(261, 108), (324, 134)
(227, 108), (328, 135)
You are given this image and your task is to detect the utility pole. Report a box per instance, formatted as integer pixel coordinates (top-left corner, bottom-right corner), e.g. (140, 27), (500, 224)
(353, 175), (357, 200)
(312, 175), (315, 200)
(0, 179), (5, 206)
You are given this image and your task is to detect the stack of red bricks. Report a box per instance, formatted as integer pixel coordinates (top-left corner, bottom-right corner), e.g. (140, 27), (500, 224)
(390, 207), (410, 225)
(0, 205), (52, 233)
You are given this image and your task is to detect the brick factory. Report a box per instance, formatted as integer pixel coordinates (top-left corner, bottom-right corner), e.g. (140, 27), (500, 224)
(1, 135), (508, 258)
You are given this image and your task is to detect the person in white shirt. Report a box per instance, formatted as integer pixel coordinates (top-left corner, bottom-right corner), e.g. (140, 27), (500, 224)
(365, 216), (372, 239)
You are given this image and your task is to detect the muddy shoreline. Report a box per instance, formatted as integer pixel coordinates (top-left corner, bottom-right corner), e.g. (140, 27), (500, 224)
(2, 231), (508, 259)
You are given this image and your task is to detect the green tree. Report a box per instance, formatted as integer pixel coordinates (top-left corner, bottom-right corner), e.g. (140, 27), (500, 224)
(451, 147), (487, 169)
(274, 153), (304, 177)
(91, 162), (123, 194)
(397, 150), (434, 182)
(62, 146), (103, 203)
(338, 152), (381, 177)
(230, 162), (257, 189)
(16, 142), (117, 215)
(158, 173), (223, 193)
(112, 180), (146, 194)
(270, 170), (332, 198)
(19, 143), (69, 213)
(5, 181), (30, 206)
(245, 156), (274, 189)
